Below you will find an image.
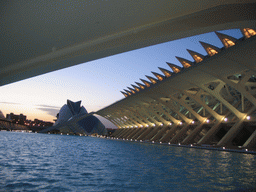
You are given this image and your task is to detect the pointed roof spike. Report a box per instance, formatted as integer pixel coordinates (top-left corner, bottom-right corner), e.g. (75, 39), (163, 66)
(158, 67), (172, 77)
(145, 75), (158, 84)
(241, 28), (256, 39)
(199, 41), (221, 56)
(152, 71), (165, 81)
(140, 78), (151, 87)
(186, 49), (205, 63)
(67, 100), (82, 115)
(175, 56), (193, 68)
(131, 84), (140, 92)
(121, 91), (128, 97)
(124, 89), (132, 96)
(135, 82), (145, 90)
(127, 87), (136, 94)
(166, 62), (182, 73)
(215, 31), (237, 48)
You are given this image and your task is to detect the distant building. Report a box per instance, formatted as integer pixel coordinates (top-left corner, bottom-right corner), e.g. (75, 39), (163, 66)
(42, 100), (107, 135)
(6, 113), (27, 125)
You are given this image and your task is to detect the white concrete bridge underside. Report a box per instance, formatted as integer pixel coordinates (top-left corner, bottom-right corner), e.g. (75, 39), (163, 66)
(97, 30), (256, 149)
(1, 1), (256, 86)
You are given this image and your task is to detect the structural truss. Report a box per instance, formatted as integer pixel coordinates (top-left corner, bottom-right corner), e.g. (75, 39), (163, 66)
(96, 28), (256, 150)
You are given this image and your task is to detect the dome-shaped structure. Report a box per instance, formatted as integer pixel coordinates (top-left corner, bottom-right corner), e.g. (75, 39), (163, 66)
(54, 100), (88, 126)
(51, 100), (107, 135)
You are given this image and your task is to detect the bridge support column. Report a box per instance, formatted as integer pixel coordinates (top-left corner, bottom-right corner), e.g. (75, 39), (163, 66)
(133, 128), (147, 140)
(182, 122), (205, 144)
(122, 128), (135, 138)
(144, 126), (162, 141)
(137, 128), (153, 140)
(243, 129), (256, 148)
(130, 128), (143, 139)
(169, 124), (190, 143)
(117, 128), (130, 138)
(127, 128), (140, 139)
(197, 120), (222, 145)
(159, 125), (178, 142)
(111, 129), (123, 137)
(150, 126), (170, 142)
(218, 106), (256, 146)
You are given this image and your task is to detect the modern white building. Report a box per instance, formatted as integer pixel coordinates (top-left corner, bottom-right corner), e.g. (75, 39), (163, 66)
(97, 29), (256, 149)
(42, 100), (107, 135)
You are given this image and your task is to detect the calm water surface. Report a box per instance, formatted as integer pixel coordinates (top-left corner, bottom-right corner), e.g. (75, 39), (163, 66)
(0, 131), (256, 192)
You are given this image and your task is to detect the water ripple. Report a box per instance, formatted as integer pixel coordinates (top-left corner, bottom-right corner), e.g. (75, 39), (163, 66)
(0, 131), (256, 192)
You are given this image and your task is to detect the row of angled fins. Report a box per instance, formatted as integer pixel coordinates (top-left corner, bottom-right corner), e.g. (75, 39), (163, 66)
(121, 28), (256, 97)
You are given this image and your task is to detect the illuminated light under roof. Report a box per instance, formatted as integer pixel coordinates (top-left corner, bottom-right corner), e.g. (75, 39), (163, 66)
(146, 75), (157, 84)
(132, 84), (140, 92)
(124, 89), (132, 96)
(140, 79), (151, 87)
(166, 62), (182, 73)
(215, 32), (237, 48)
(193, 55), (203, 63)
(242, 28), (256, 38)
(158, 67), (172, 77)
(223, 38), (235, 47)
(128, 87), (136, 94)
(152, 71), (164, 81)
(176, 57), (192, 68)
(187, 49), (204, 63)
(135, 82), (145, 90)
(199, 41), (221, 56)
(121, 91), (128, 97)
(206, 47), (218, 56)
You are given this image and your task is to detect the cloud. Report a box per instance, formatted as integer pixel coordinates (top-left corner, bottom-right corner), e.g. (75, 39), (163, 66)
(36, 104), (60, 109)
(0, 102), (21, 105)
(37, 107), (60, 117)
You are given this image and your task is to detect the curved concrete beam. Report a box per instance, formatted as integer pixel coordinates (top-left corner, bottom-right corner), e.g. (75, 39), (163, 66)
(1, 1), (256, 86)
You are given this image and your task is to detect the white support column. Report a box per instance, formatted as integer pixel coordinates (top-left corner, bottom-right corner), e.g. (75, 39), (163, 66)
(159, 125), (179, 142)
(138, 105), (160, 125)
(197, 81), (246, 119)
(215, 70), (256, 109)
(129, 106), (153, 126)
(184, 89), (224, 121)
(114, 110), (135, 126)
(170, 93), (205, 122)
(131, 128), (145, 139)
(146, 102), (170, 126)
(153, 98), (180, 125)
(161, 96), (191, 124)
(182, 122), (205, 144)
(169, 124), (190, 143)
(197, 120), (223, 145)
(121, 106), (145, 126)
(217, 106), (256, 146)
(150, 126), (170, 141)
